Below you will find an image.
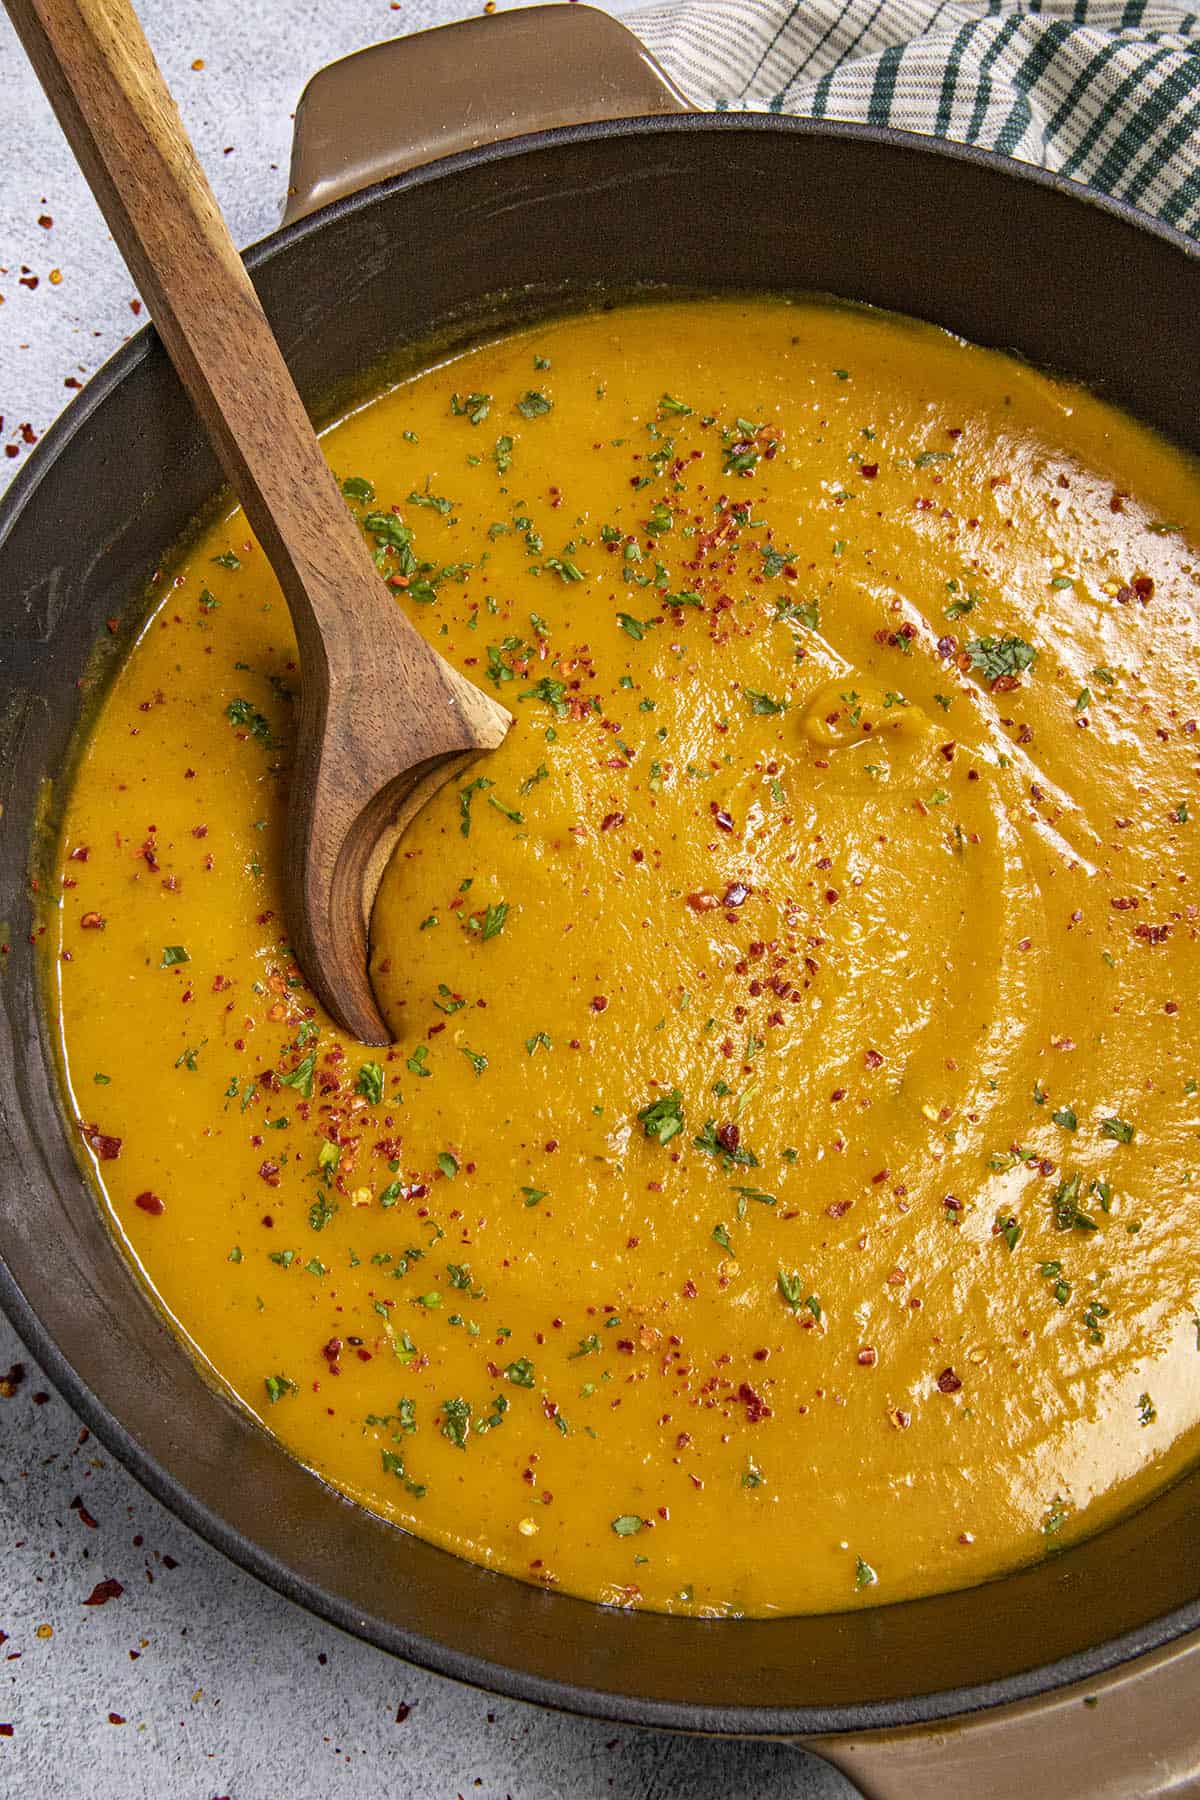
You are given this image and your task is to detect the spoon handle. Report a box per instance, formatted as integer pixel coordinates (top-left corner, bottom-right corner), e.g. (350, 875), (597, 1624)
(7, 0), (418, 680)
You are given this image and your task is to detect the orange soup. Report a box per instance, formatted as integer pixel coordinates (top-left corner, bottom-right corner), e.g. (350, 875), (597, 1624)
(51, 297), (1200, 1615)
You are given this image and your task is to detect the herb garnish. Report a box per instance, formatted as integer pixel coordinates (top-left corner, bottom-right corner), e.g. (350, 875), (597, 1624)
(964, 635), (1037, 683)
(777, 1269), (821, 1319)
(517, 391), (552, 419)
(637, 1089), (685, 1145)
(356, 1062), (384, 1106)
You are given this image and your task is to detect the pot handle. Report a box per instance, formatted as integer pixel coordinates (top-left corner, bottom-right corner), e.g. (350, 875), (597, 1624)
(283, 3), (689, 223)
(798, 1631), (1200, 1799)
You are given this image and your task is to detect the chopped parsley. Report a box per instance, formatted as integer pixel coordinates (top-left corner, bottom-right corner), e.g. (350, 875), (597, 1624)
(1051, 1171), (1097, 1233)
(693, 1119), (758, 1169)
(761, 547), (798, 578)
(226, 697), (274, 747)
(451, 391), (492, 424)
(637, 1089), (685, 1145)
(356, 1062), (384, 1106)
(964, 635), (1037, 683)
(475, 901), (509, 941)
(744, 689), (787, 715)
(617, 612), (654, 640)
(777, 1269), (821, 1319)
(440, 1397), (471, 1448)
(278, 1050), (316, 1098)
(308, 1194), (336, 1232)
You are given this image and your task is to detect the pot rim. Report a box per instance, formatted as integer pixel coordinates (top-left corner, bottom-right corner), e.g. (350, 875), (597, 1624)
(2, 109), (1198, 1739)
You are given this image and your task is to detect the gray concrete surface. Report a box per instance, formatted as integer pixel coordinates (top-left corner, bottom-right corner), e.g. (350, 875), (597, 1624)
(0, 3), (857, 1793)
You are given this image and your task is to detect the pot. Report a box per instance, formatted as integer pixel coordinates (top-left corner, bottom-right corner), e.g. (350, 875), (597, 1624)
(1, 9), (1198, 1794)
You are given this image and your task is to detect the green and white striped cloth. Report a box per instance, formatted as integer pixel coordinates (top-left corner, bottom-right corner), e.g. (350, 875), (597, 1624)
(628, 1), (1200, 236)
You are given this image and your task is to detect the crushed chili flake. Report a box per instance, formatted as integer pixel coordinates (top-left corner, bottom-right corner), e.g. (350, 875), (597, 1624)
(82, 1578), (124, 1606)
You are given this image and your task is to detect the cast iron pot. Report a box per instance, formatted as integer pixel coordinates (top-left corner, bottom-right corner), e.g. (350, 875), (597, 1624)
(1, 9), (1199, 1792)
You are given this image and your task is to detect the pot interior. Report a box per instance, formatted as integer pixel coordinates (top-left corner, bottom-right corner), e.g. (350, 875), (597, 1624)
(1, 117), (1198, 1734)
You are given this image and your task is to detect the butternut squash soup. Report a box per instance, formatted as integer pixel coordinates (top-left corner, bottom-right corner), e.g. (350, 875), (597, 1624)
(51, 298), (1200, 1616)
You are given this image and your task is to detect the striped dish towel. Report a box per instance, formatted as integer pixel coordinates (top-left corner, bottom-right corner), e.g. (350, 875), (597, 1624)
(627, 1), (1200, 236)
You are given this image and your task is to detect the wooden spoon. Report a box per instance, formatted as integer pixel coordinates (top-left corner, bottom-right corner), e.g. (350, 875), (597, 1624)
(8, 0), (512, 1044)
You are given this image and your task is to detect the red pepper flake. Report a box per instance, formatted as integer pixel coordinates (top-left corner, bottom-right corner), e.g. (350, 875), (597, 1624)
(860, 463), (878, 479)
(856, 1347), (877, 1367)
(81, 1124), (121, 1161)
(737, 1381), (771, 1423)
(710, 805), (735, 832)
(68, 845), (90, 862)
(863, 1049), (883, 1070)
(0, 1725), (12, 1737)
(824, 888), (839, 905)
(134, 1190), (164, 1216)
(1135, 923), (1171, 945)
(107, 1713), (126, 1726)
(257, 1161), (281, 1187)
(395, 1702), (412, 1724)
(82, 1578), (124, 1606)
(936, 1367), (962, 1394)
(600, 812), (624, 831)
(686, 891), (720, 912)
(68, 1494), (98, 1528)
(716, 1122), (740, 1154)
(79, 911), (106, 930)
(1110, 896), (1139, 911)
(723, 882), (751, 907)
(590, 996), (608, 1012)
